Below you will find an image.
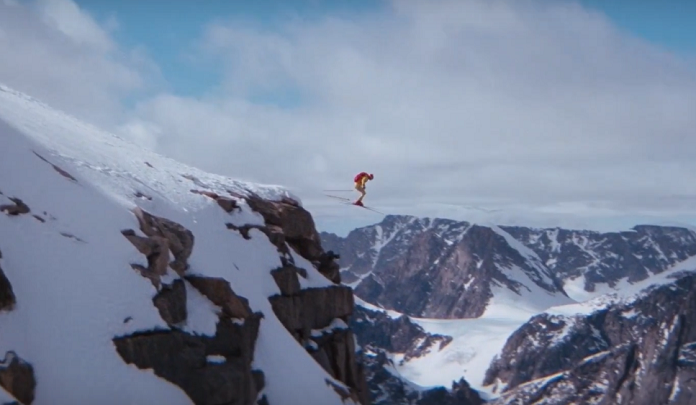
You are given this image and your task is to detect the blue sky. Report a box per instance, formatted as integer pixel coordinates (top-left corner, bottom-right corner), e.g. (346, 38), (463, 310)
(4, 0), (696, 236)
(77, 0), (386, 99)
(77, 0), (696, 100)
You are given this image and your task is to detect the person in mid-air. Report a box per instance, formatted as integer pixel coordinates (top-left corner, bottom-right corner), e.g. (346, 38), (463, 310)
(353, 172), (374, 206)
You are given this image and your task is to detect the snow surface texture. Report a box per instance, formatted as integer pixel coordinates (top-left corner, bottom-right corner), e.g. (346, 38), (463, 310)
(0, 84), (352, 405)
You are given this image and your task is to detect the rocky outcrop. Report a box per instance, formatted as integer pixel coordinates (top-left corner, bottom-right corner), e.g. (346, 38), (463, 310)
(234, 192), (369, 404)
(351, 305), (452, 362)
(0, 351), (36, 405)
(117, 207), (266, 405)
(0, 197), (30, 216)
(114, 313), (264, 405)
(152, 279), (187, 327)
(268, 280), (369, 404)
(185, 276), (252, 319)
(238, 192), (341, 283)
(322, 215), (568, 319)
(0, 248), (16, 312)
(484, 271), (696, 405)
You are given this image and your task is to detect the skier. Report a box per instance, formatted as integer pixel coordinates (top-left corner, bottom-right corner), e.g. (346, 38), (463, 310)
(353, 172), (374, 206)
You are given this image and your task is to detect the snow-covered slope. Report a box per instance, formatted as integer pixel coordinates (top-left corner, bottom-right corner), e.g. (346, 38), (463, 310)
(0, 84), (364, 405)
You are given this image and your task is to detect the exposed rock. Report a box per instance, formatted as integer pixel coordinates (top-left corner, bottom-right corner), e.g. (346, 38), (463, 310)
(114, 312), (264, 405)
(269, 286), (354, 338)
(485, 272), (696, 405)
(32, 151), (78, 182)
(234, 192), (339, 282)
(417, 378), (484, 405)
(59, 232), (85, 243)
(270, 285), (367, 403)
(0, 351), (36, 405)
(222, 192), (367, 402)
(122, 229), (170, 285)
(326, 378), (363, 404)
(191, 189), (240, 213)
(134, 191), (152, 200)
(270, 265), (302, 296)
(185, 276), (252, 319)
(132, 207), (194, 275)
(121, 208), (194, 287)
(31, 215), (45, 223)
(311, 328), (368, 396)
(153, 279), (187, 327)
(0, 198), (30, 216)
(351, 305), (452, 363)
(0, 249), (16, 312)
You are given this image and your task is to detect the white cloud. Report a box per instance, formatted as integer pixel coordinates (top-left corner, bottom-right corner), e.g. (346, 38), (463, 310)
(118, 0), (696, 230)
(0, 0), (161, 126)
(2, 0), (696, 231)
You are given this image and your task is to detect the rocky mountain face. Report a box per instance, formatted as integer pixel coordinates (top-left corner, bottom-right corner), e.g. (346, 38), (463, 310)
(350, 305), (483, 405)
(1, 186), (368, 405)
(320, 215), (572, 319)
(500, 225), (696, 294)
(322, 214), (696, 405)
(484, 270), (696, 405)
(321, 216), (696, 312)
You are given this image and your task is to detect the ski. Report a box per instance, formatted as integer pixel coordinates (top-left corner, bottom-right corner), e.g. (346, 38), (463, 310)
(325, 194), (384, 214)
(324, 194), (352, 201)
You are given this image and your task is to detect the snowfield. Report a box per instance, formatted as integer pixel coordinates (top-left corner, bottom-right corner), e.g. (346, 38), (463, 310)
(0, 84), (354, 405)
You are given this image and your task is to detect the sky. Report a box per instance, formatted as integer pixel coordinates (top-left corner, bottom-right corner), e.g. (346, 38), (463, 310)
(1, 0), (696, 236)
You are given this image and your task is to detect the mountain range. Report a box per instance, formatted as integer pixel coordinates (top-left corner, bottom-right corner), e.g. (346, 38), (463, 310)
(321, 215), (696, 404)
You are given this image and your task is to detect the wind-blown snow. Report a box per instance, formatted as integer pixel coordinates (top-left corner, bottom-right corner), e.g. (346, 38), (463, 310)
(0, 84), (352, 404)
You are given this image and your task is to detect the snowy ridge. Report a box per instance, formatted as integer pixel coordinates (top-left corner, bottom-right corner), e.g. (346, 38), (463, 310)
(0, 84), (355, 405)
(0, 84), (297, 213)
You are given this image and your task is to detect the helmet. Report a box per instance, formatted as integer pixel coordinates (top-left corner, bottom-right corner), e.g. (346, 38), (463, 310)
(369, 173), (374, 180)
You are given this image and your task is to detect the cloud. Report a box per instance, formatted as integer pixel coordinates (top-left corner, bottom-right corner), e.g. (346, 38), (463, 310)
(0, 0), (161, 126)
(118, 0), (696, 229)
(2, 0), (695, 231)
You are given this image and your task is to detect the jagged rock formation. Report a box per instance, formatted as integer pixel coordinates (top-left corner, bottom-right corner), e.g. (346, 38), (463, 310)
(115, 206), (266, 405)
(484, 271), (696, 405)
(240, 193), (369, 404)
(351, 305), (452, 363)
(0, 351), (36, 405)
(500, 225), (696, 293)
(0, 248), (16, 312)
(321, 215), (570, 319)
(112, 191), (369, 405)
(351, 305), (483, 405)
